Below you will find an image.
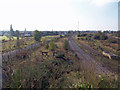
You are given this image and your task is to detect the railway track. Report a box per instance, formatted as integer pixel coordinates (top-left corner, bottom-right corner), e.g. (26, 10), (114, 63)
(68, 37), (114, 75)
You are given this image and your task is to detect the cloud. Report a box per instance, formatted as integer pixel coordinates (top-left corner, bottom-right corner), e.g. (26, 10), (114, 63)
(0, 0), (118, 6)
(0, 0), (118, 30)
(91, 0), (119, 6)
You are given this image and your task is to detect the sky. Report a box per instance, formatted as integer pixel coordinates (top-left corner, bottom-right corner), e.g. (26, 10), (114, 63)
(118, 1), (120, 30)
(0, 0), (119, 31)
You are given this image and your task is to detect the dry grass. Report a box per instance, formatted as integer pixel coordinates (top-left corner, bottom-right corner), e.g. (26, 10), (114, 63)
(3, 36), (119, 88)
(2, 37), (35, 53)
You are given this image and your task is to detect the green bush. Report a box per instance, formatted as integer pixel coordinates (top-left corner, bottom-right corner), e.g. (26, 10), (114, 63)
(77, 38), (80, 40)
(93, 31), (108, 40)
(33, 30), (42, 42)
(100, 33), (108, 40)
(60, 35), (63, 38)
(93, 33), (100, 40)
(63, 40), (69, 50)
(41, 38), (46, 44)
(81, 34), (87, 37)
(77, 34), (80, 37)
(12, 69), (21, 88)
(85, 36), (91, 40)
(55, 53), (65, 58)
(48, 39), (57, 51)
(77, 34), (87, 37)
(98, 75), (110, 88)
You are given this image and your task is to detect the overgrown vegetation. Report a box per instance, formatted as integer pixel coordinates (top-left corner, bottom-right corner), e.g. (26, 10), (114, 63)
(107, 38), (117, 43)
(2, 34), (119, 88)
(48, 39), (57, 51)
(93, 31), (108, 40)
(33, 30), (42, 42)
(3, 37), (85, 88)
(77, 33), (87, 37)
(1, 37), (35, 53)
(74, 33), (119, 88)
(55, 52), (65, 59)
(9, 58), (81, 88)
(63, 40), (69, 50)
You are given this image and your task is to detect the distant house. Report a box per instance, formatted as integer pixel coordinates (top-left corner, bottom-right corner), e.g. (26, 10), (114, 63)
(19, 31), (33, 37)
(24, 34), (31, 37)
(58, 31), (67, 35)
(102, 51), (118, 59)
(19, 31), (25, 36)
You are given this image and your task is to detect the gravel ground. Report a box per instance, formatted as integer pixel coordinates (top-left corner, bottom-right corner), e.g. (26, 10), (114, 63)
(68, 36), (114, 75)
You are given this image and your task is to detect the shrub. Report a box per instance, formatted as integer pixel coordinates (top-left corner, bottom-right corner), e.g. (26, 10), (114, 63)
(48, 39), (57, 51)
(100, 33), (108, 40)
(85, 36), (91, 40)
(107, 39), (117, 43)
(55, 53), (65, 58)
(33, 30), (42, 42)
(16, 38), (20, 48)
(63, 40), (69, 50)
(93, 34), (100, 40)
(45, 43), (49, 49)
(41, 38), (46, 44)
(93, 31), (108, 40)
(60, 35), (63, 38)
(77, 34), (80, 37)
(81, 34), (87, 37)
(12, 69), (21, 88)
(98, 75), (110, 88)
(17, 50), (28, 59)
(56, 37), (60, 40)
(77, 34), (87, 37)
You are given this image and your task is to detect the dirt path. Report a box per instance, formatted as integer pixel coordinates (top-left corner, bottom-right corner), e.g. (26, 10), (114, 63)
(68, 36), (114, 75)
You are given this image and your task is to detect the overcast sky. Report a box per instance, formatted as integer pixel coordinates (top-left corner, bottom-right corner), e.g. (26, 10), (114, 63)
(0, 0), (119, 31)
